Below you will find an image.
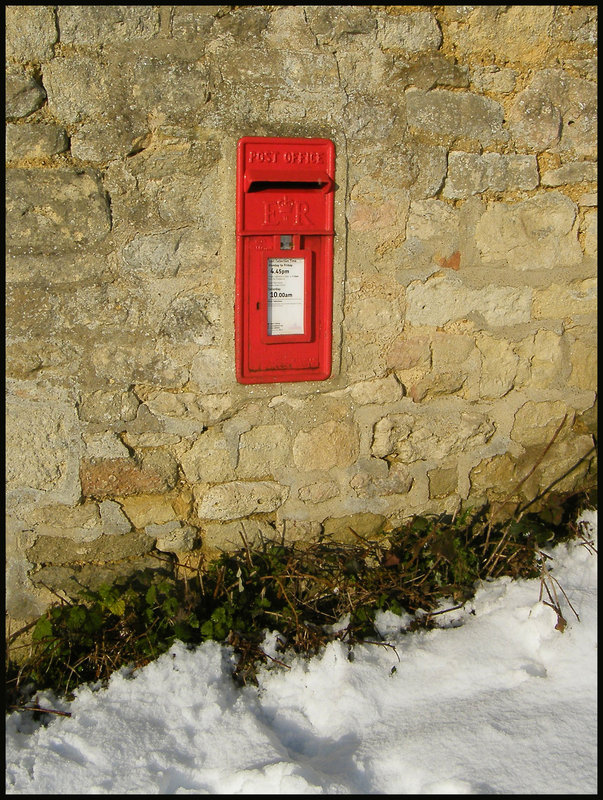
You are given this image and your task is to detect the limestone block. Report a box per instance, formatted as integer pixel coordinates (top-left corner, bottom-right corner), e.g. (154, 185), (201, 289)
(510, 69), (597, 157)
(6, 168), (111, 255)
(180, 428), (236, 484)
(471, 66), (517, 94)
(80, 454), (178, 499)
(28, 502), (102, 542)
(293, 421), (359, 471)
(322, 513), (386, 543)
(83, 430), (130, 460)
(78, 389), (140, 426)
(406, 88), (508, 146)
(524, 330), (567, 389)
(120, 494), (178, 530)
(43, 57), (111, 125)
(26, 531), (155, 567)
(394, 55), (469, 90)
(70, 117), (150, 163)
(6, 122), (69, 160)
(386, 335), (432, 371)
(6, 387), (81, 501)
(551, 6), (597, 45)
(99, 500), (132, 535)
(304, 6), (376, 45)
(532, 279), (597, 320)
(410, 145), (448, 199)
(443, 5), (555, 65)
(405, 276), (532, 328)
(511, 401), (574, 448)
(507, 88), (562, 151)
(469, 454), (520, 501)
(531, 70), (597, 158)
(351, 461), (413, 498)
(443, 153), (538, 199)
(476, 335), (519, 399)
(5, 71), (46, 119)
(237, 425), (291, 479)
(568, 338), (597, 391)
(171, 6), (222, 41)
(201, 518), (278, 553)
(298, 481), (340, 504)
(428, 466), (458, 499)
(541, 162), (597, 187)
(372, 409), (494, 463)
(475, 193), (582, 270)
(531, 435), (595, 495)
(57, 6), (159, 44)
(144, 391), (232, 427)
(194, 481), (289, 521)
(279, 520), (323, 543)
(581, 209), (597, 259)
(348, 374), (404, 406)
(377, 11), (442, 53)
(5, 5), (57, 62)
(151, 523), (199, 554)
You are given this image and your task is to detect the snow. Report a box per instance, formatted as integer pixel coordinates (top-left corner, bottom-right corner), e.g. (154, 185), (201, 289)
(6, 510), (597, 795)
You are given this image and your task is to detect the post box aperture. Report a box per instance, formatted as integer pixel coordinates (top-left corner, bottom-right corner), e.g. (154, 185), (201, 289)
(235, 136), (335, 383)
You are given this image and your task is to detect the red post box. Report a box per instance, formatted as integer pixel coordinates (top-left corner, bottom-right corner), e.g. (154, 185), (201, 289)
(235, 136), (335, 383)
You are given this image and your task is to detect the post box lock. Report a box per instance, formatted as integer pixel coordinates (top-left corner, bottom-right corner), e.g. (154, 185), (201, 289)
(235, 136), (335, 383)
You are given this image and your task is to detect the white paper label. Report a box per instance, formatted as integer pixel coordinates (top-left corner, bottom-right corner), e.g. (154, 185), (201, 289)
(267, 257), (305, 336)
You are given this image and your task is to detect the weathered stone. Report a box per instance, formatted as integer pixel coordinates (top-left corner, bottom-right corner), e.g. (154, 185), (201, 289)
(522, 330), (567, 389)
(377, 11), (442, 53)
(322, 513), (387, 543)
(507, 88), (562, 151)
(26, 531), (155, 566)
(201, 518), (278, 553)
(99, 500), (132, 535)
(80, 455), (177, 499)
(237, 425), (291, 479)
(298, 481), (340, 504)
(406, 89), (508, 146)
(567, 337), (597, 392)
(406, 276), (532, 328)
(348, 374), (404, 406)
(386, 335), (431, 371)
(529, 70), (597, 158)
(428, 466), (458, 499)
(6, 122), (68, 160)
(476, 335), (519, 399)
(78, 389), (140, 426)
(532, 279), (597, 320)
(471, 66), (517, 94)
(304, 6), (376, 45)
(394, 55), (469, 90)
(179, 429), (236, 484)
(5, 5), (57, 62)
(57, 6), (159, 44)
(6, 168), (111, 255)
(443, 152), (538, 199)
(29, 501), (102, 542)
(5, 72), (46, 119)
(120, 494), (178, 530)
(293, 421), (359, 471)
(30, 556), (172, 599)
(171, 6), (221, 41)
(475, 193), (582, 270)
(372, 409), (494, 463)
(152, 523), (199, 554)
(541, 162), (597, 187)
(511, 401), (574, 448)
(6, 387), (81, 501)
(194, 481), (289, 521)
(351, 461), (413, 498)
(70, 116), (150, 163)
(581, 209), (597, 259)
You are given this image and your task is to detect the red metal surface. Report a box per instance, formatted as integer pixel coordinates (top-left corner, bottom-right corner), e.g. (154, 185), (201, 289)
(235, 137), (335, 384)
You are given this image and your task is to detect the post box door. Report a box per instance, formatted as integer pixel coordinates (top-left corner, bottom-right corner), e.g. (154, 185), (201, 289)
(235, 137), (335, 384)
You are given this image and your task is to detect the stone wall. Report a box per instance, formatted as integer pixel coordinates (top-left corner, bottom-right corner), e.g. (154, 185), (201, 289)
(6, 6), (597, 624)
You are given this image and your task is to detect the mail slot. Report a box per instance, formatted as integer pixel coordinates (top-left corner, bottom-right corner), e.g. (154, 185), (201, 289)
(235, 136), (335, 383)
